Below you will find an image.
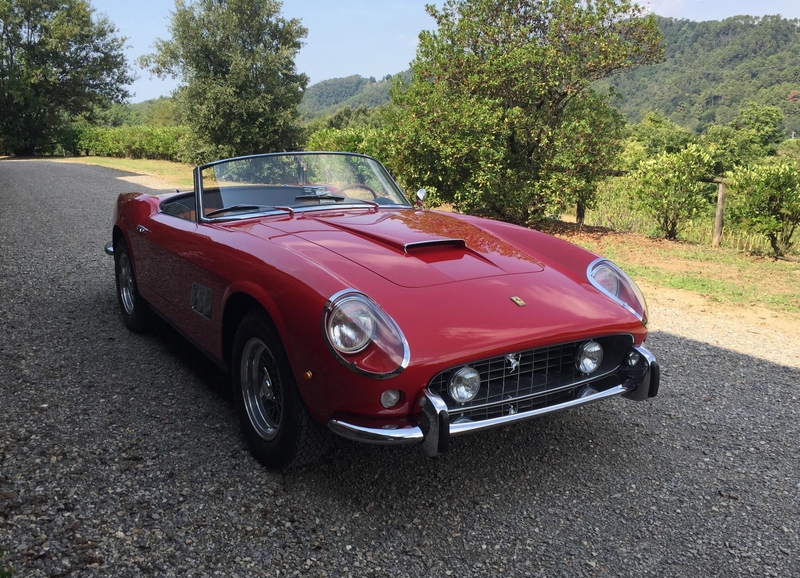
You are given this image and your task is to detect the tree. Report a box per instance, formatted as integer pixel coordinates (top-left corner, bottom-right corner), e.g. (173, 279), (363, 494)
(384, 0), (663, 225)
(633, 143), (715, 239)
(543, 89), (626, 225)
(140, 0), (308, 164)
(629, 111), (695, 158)
(727, 159), (800, 257)
(0, 0), (132, 155)
(731, 101), (786, 155)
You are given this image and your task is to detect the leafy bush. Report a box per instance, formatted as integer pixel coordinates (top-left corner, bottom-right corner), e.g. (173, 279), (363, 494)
(727, 159), (800, 257)
(73, 125), (186, 161)
(633, 143), (715, 239)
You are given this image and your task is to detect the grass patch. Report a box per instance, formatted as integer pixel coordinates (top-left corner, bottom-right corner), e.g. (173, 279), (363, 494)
(50, 156), (194, 188)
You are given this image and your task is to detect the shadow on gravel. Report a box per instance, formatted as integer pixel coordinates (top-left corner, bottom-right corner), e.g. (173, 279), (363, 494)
(114, 321), (800, 499)
(138, 318), (233, 407)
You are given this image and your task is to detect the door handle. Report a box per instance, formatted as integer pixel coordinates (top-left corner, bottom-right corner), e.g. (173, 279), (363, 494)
(136, 225), (150, 234)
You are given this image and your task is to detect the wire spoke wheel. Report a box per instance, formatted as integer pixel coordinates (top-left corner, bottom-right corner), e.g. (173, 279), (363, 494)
(113, 238), (154, 333)
(117, 251), (136, 315)
(241, 337), (284, 441)
(232, 310), (328, 469)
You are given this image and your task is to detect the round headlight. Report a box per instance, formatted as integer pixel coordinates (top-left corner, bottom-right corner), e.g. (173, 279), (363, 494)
(326, 296), (376, 354)
(576, 341), (603, 374)
(588, 259), (648, 325)
(448, 367), (481, 403)
(592, 264), (620, 296)
(323, 290), (410, 378)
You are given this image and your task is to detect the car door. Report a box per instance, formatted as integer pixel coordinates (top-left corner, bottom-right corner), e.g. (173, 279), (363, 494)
(129, 209), (198, 321)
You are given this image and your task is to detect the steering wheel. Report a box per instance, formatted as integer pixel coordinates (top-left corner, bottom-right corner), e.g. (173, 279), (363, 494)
(334, 183), (378, 199)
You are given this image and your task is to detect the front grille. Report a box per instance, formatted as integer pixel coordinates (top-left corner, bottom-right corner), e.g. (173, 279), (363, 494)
(427, 334), (633, 422)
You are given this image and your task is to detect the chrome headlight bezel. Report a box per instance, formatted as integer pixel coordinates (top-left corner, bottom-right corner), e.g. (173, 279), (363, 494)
(323, 289), (410, 379)
(587, 258), (648, 325)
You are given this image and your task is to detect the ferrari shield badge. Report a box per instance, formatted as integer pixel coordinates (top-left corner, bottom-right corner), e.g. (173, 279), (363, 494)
(510, 296), (526, 307)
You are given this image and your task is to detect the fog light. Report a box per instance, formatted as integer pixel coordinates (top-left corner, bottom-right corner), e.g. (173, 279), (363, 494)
(575, 341), (603, 374)
(380, 389), (401, 409)
(448, 367), (481, 403)
(626, 350), (642, 367)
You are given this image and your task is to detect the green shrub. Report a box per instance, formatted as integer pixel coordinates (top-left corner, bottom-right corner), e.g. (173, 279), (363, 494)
(728, 158), (800, 257)
(74, 125), (187, 161)
(633, 144), (716, 239)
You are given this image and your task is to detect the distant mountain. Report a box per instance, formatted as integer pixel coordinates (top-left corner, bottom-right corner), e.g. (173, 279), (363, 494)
(304, 16), (800, 135)
(599, 15), (800, 134)
(299, 72), (411, 120)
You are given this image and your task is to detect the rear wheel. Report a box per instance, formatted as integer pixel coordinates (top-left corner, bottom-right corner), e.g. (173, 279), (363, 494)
(232, 311), (324, 469)
(114, 238), (155, 332)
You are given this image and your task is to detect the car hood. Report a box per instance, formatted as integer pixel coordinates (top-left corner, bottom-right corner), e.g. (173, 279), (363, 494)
(259, 209), (545, 288)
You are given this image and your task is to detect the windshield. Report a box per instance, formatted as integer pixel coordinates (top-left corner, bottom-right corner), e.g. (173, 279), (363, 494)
(197, 152), (411, 219)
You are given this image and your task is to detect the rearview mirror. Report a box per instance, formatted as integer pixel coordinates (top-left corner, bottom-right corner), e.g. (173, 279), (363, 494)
(416, 189), (427, 207)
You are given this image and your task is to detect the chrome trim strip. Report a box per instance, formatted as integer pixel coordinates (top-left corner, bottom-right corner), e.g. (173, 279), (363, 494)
(587, 258), (646, 324)
(449, 383), (634, 436)
(327, 420), (423, 444)
(104, 241), (114, 256)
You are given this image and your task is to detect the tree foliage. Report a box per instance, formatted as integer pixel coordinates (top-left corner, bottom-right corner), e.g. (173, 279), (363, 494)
(633, 143), (715, 239)
(727, 159), (800, 256)
(629, 111), (695, 158)
(0, 0), (132, 155)
(140, 0), (308, 164)
(702, 102), (785, 174)
(384, 0), (663, 225)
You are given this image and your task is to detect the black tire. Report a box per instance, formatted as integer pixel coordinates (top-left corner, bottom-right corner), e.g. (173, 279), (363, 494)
(232, 310), (325, 469)
(114, 238), (155, 333)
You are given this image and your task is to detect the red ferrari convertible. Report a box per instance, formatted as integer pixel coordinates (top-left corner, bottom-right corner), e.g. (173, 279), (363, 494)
(106, 152), (659, 468)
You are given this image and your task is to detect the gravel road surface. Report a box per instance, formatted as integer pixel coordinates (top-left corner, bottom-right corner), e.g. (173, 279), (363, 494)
(1, 159), (799, 577)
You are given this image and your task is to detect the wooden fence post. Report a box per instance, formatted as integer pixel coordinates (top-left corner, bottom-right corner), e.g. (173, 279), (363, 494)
(712, 180), (726, 248)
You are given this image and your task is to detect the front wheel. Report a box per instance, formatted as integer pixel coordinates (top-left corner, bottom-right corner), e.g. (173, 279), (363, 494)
(114, 238), (155, 333)
(232, 311), (323, 469)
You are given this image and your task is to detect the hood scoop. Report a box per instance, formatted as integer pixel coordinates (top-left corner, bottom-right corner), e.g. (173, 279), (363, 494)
(404, 238), (466, 253)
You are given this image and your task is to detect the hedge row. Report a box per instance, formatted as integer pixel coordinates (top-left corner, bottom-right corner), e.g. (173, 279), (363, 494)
(65, 125), (188, 162)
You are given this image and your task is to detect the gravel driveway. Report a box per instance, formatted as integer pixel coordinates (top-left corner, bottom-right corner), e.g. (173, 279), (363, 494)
(1, 159), (798, 577)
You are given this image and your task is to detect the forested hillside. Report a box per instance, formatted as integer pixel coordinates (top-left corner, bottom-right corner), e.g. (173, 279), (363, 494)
(298, 72), (410, 120)
(302, 15), (800, 135)
(599, 15), (800, 133)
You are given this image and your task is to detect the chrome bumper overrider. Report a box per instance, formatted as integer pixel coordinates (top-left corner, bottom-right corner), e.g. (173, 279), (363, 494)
(328, 345), (659, 457)
(104, 241), (114, 256)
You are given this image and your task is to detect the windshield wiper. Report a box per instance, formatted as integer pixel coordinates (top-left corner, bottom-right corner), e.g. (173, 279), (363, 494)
(205, 204), (276, 217)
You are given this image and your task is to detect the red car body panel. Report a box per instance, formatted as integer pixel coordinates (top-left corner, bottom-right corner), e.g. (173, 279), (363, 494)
(113, 191), (648, 426)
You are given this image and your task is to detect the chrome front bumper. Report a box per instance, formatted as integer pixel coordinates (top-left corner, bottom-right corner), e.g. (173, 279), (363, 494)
(328, 345), (660, 457)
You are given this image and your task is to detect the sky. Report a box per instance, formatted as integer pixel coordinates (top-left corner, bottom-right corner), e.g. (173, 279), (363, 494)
(90, 0), (800, 103)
